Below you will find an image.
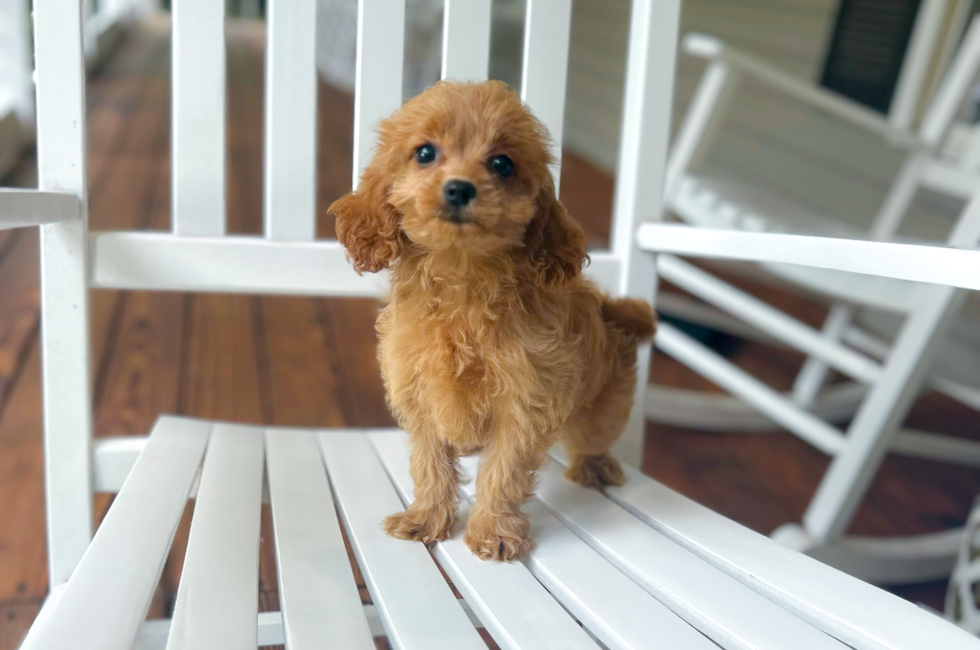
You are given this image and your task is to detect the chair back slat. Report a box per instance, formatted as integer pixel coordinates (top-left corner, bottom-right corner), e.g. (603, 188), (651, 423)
(441, 0), (492, 82)
(172, 0), (226, 236)
(34, 0), (94, 587)
(353, 0), (406, 188)
(520, 0), (573, 188)
(264, 0), (317, 241)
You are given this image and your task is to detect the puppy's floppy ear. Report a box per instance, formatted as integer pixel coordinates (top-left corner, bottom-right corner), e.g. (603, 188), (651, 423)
(329, 148), (403, 274)
(522, 180), (589, 290)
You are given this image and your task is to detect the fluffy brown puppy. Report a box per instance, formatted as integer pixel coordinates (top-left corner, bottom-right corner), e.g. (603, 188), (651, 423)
(330, 80), (654, 562)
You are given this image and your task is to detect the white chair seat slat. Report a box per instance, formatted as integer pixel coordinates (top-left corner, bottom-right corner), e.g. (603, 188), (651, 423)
(369, 431), (598, 650)
(456, 456), (715, 650)
(0, 189), (80, 229)
(583, 459), (980, 650)
(20, 417), (212, 650)
(171, 0), (226, 236)
(532, 462), (845, 650)
(318, 432), (485, 650)
(441, 0), (492, 81)
(264, 0), (317, 242)
(165, 424), (265, 650)
(264, 429), (375, 650)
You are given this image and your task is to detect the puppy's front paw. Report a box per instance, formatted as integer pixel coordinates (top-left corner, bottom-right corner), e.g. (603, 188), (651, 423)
(464, 513), (533, 562)
(565, 453), (625, 489)
(383, 506), (455, 544)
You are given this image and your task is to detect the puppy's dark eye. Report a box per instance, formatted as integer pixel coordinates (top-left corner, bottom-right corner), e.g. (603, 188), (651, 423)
(490, 155), (514, 178)
(415, 143), (437, 165)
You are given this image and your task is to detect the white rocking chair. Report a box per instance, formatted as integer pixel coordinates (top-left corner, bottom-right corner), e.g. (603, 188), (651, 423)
(4, 0), (979, 648)
(647, 18), (980, 584)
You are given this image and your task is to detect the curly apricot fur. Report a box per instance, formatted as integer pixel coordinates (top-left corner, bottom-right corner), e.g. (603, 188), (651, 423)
(329, 81), (655, 562)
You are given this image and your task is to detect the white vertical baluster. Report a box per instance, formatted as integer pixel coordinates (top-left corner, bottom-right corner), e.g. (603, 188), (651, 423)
(172, 0), (226, 236)
(33, 0), (94, 588)
(441, 0), (492, 81)
(264, 0), (317, 241)
(0, 0), (35, 139)
(520, 0), (572, 189)
(353, 0), (405, 188)
(609, 0), (681, 465)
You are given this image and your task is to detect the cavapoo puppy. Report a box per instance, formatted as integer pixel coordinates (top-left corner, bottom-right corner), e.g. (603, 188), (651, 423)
(330, 80), (654, 561)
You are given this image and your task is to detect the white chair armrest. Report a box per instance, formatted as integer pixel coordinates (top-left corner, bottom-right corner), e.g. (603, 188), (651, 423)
(681, 33), (924, 149)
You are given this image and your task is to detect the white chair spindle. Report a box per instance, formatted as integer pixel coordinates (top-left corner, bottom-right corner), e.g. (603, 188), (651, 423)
(608, 0), (682, 464)
(33, 0), (94, 588)
(353, 0), (405, 188)
(264, 0), (318, 241)
(441, 0), (492, 82)
(520, 0), (573, 189)
(172, 0), (226, 236)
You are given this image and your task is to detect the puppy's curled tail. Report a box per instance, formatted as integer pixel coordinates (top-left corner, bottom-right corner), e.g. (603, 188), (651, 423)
(601, 296), (656, 343)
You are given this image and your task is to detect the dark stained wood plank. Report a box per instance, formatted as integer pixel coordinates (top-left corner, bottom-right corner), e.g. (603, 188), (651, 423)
(0, 599), (41, 650)
(0, 341), (46, 601)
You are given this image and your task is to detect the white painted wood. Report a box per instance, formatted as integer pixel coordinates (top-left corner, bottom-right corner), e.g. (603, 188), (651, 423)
(773, 523), (962, 586)
(264, 429), (375, 650)
(646, 382), (865, 433)
(682, 33), (923, 148)
(658, 255), (882, 383)
(93, 434), (148, 492)
(891, 0), (953, 130)
(441, 0), (491, 82)
(20, 417), (212, 650)
(318, 433), (485, 650)
(166, 425), (265, 650)
(33, 0), (94, 588)
(453, 457), (714, 650)
(0, 189), (80, 229)
(574, 457), (980, 650)
(264, 0), (317, 242)
(580, 251), (621, 295)
(521, 0), (573, 187)
(91, 232), (389, 296)
(368, 430), (598, 650)
(532, 460), (845, 650)
(353, 0), (405, 187)
(892, 429), (980, 467)
(792, 304), (857, 407)
(608, 0), (681, 465)
(921, 16), (980, 147)
(665, 60), (738, 198)
(656, 323), (845, 455)
(805, 285), (973, 539)
(0, 0), (35, 137)
(138, 612), (287, 650)
(803, 202), (980, 539)
(638, 223), (980, 291)
(172, 0), (226, 236)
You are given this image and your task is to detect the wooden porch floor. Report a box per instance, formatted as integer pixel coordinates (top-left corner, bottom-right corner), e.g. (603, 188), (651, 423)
(0, 16), (978, 647)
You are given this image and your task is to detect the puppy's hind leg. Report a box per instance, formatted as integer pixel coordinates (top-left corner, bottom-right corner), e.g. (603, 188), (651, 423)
(384, 429), (461, 544)
(560, 364), (635, 489)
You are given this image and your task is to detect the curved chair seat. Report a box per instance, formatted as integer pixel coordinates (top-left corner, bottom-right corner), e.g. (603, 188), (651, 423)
(19, 415), (971, 650)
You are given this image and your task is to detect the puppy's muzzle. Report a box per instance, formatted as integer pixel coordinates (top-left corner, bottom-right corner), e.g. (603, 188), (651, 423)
(443, 179), (477, 213)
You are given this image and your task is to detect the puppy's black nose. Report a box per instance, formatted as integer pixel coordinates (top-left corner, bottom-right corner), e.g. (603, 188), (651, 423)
(443, 179), (477, 208)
